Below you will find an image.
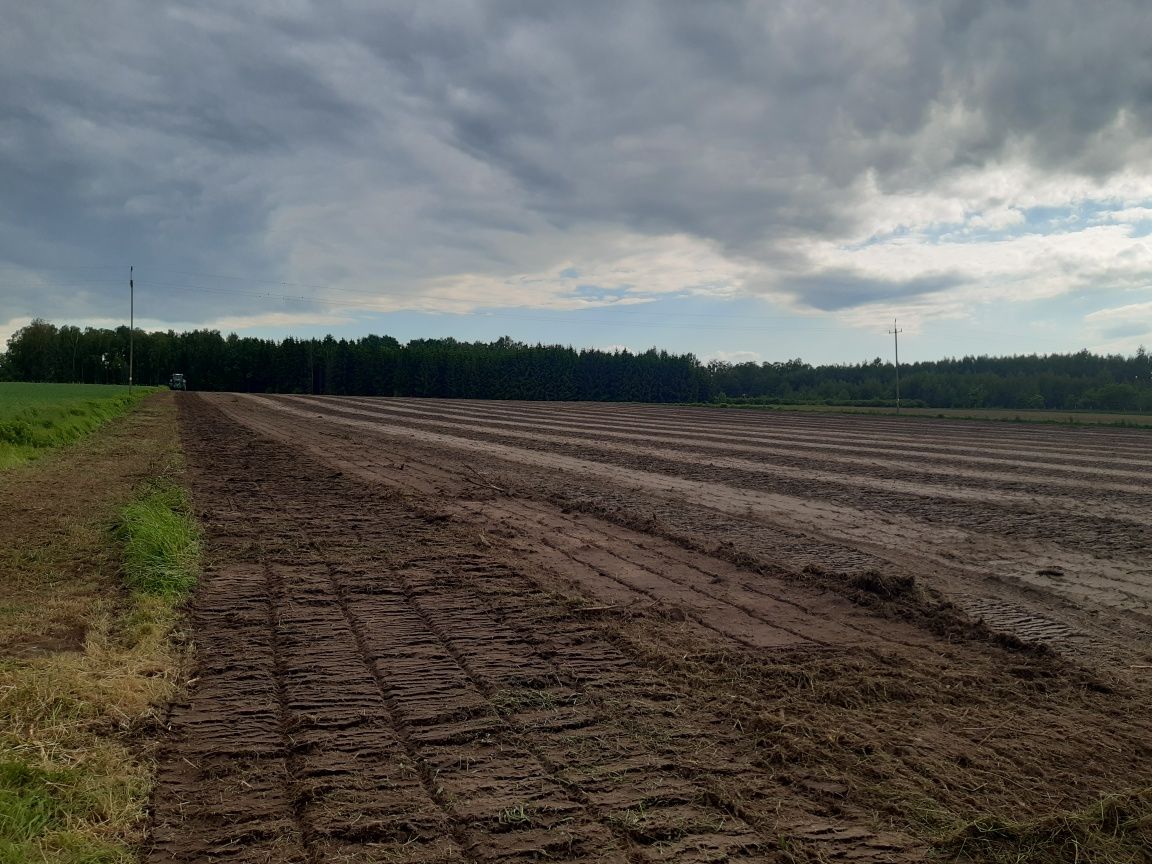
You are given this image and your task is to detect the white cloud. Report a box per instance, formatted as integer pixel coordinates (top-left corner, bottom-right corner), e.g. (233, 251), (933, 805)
(707, 349), (762, 364)
(763, 159), (1152, 331)
(201, 311), (353, 333)
(1086, 300), (1152, 324)
(0, 316), (33, 352)
(1085, 301), (1152, 353)
(1096, 206), (1152, 224)
(270, 226), (751, 315)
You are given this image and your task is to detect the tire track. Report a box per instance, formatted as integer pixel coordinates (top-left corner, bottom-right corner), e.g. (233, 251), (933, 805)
(328, 561), (635, 862)
(285, 396), (1152, 523)
(214, 393), (1151, 637)
(346, 396), (1152, 464)
(269, 558), (469, 863)
(147, 560), (309, 863)
(156, 393), (1152, 864)
(254, 393), (1152, 570)
(165, 395), (924, 862)
(324, 395), (1152, 479)
(214, 396), (1142, 640)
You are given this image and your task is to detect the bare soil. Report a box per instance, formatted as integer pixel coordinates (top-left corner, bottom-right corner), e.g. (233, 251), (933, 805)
(148, 394), (1152, 863)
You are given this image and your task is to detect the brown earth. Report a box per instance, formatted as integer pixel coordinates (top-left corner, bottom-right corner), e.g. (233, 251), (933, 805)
(148, 394), (1152, 863)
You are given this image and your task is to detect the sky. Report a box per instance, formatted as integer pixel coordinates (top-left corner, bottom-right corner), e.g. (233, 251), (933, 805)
(2, 0), (1152, 365)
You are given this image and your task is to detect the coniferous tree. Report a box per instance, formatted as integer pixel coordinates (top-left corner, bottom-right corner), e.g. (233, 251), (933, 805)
(3, 321), (1150, 411)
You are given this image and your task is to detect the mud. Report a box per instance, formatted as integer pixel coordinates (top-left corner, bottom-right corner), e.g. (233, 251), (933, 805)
(148, 395), (1152, 862)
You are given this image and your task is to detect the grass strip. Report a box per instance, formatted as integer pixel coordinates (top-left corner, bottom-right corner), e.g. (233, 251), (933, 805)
(939, 789), (1152, 863)
(0, 384), (156, 470)
(114, 481), (200, 598)
(0, 472), (198, 863)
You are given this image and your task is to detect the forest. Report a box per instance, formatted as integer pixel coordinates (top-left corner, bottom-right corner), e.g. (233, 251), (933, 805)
(2, 318), (1150, 412)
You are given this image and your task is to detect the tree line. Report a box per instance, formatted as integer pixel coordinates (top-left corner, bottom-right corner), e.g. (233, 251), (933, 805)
(2, 318), (1150, 412)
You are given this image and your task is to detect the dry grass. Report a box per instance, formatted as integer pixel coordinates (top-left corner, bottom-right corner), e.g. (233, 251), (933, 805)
(0, 601), (182, 862)
(0, 394), (195, 863)
(940, 789), (1152, 863)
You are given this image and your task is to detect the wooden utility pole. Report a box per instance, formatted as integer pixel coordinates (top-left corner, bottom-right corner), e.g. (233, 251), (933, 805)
(888, 318), (902, 415)
(129, 266), (134, 394)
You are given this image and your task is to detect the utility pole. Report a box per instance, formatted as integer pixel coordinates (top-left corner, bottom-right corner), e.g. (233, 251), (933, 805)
(888, 318), (902, 415)
(129, 266), (134, 394)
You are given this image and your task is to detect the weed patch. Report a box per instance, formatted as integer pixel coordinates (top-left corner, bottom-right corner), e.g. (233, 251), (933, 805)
(847, 570), (918, 602)
(114, 482), (199, 597)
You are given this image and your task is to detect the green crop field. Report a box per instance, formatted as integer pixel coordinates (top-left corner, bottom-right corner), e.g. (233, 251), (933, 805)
(0, 383), (155, 469)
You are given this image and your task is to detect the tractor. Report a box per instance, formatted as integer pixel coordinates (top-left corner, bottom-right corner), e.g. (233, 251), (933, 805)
(168, 373), (187, 391)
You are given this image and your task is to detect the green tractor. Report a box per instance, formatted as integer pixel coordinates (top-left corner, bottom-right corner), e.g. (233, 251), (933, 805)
(168, 373), (187, 391)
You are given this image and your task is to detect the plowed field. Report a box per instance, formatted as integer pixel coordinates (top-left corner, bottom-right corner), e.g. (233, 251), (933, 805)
(148, 394), (1152, 862)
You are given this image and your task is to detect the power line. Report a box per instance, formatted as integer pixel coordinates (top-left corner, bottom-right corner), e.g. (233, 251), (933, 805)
(136, 266), (336, 291)
(111, 278), (858, 333)
(131, 267), (884, 322)
(0, 275), (899, 333)
(0, 273), (1035, 343)
(3, 264), (124, 271)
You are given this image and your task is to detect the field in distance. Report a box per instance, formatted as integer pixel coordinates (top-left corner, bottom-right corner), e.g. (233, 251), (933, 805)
(0, 382), (150, 468)
(716, 400), (1152, 427)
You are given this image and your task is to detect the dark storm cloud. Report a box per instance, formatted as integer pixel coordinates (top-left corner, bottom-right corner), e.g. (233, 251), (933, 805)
(776, 270), (965, 312)
(1101, 321), (1151, 340)
(935, 1), (1152, 177)
(0, 2), (371, 323)
(2, 0), (1152, 328)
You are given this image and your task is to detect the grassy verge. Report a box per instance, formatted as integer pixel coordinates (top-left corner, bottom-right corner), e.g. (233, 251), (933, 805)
(0, 395), (197, 863)
(0, 384), (157, 470)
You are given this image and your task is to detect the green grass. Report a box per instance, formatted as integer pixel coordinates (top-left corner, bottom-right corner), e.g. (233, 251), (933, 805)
(113, 480), (200, 597)
(0, 384), (155, 470)
(0, 763), (74, 850)
(0, 763), (123, 864)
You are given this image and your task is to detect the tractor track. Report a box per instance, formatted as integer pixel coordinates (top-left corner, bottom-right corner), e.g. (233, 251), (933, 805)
(328, 396), (1152, 464)
(322, 395), (1152, 485)
(272, 395), (1152, 541)
(147, 394), (1152, 863)
(222, 392), (1152, 632)
(152, 395), (932, 862)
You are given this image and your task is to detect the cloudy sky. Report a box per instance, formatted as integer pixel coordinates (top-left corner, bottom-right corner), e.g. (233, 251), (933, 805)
(3, 0), (1152, 363)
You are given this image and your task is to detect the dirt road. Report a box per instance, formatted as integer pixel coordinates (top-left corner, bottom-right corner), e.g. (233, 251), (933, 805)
(148, 395), (1152, 862)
